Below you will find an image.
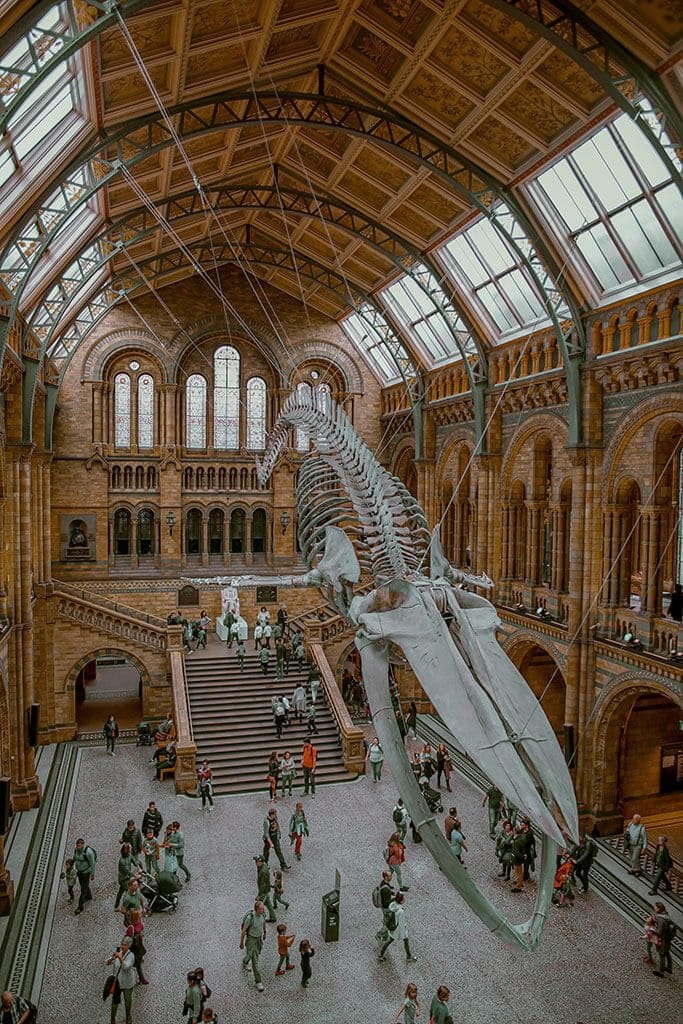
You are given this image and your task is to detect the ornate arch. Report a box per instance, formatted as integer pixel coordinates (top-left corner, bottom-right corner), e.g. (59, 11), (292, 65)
(589, 673), (683, 815)
(63, 648), (152, 693)
(81, 329), (173, 383)
(602, 393), (683, 501)
(501, 411), (569, 495)
(499, 630), (568, 674)
(434, 427), (477, 485)
(173, 316), (285, 385)
(289, 341), (364, 394)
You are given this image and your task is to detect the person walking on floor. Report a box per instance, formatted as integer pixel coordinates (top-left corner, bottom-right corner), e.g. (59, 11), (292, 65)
(374, 869), (396, 944)
(652, 901), (676, 978)
(168, 821), (191, 881)
(436, 743), (452, 791)
(114, 843), (139, 910)
(482, 784), (505, 839)
(301, 740), (317, 797)
(272, 869), (289, 912)
(184, 971), (202, 1024)
(275, 923), (296, 975)
(649, 836), (673, 895)
(280, 751), (296, 798)
(391, 982), (420, 1024)
(73, 837), (96, 915)
(299, 939), (315, 989)
(449, 819), (468, 865)
(624, 813), (647, 876)
(141, 801), (163, 838)
(496, 820), (514, 881)
(263, 808), (290, 870)
(142, 829), (159, 876)
(103, 714), (119, 756)
(106, 935), (136, 1024)
(254, 855), (276, 922)
(120, 820), (143, 863)
(60, 857), (77, 902)
(570, 832), (598, 893)
(288, 802), (309, 861)
(405, 700), (417, 740)
(240, 898), (268, 992)
(0, 992), (32, 1024)
(429, 986), (454, 1024)
(228, 619), (239, 649)
(367, 736), (384, 782)
(197, 760), (214, 812)
(392, 799), (409, 842)
(378, 891), (417, 964)
(510, 826), (527, 893)
(386, 832), (409, 891)
(123, 908), (147, 985)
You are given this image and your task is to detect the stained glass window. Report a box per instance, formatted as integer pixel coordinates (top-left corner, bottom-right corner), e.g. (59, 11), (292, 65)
(295, 382), (312, 452)
(114, 373), (131, 448)
(316, 382), (331, 415)
(137, 374), (154, 448)
(214, 346), (240, 450)
(186, 374), (207, 449)
(246, 377), (267, 450)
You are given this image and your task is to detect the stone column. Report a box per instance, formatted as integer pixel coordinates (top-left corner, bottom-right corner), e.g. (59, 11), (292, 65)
(550, 505), (560, 591)
(92, 382), (104, 444)
(200, 514), (209, 567)
(500, 503), (511, 578)
(642, 508), (662, 614)
(41, 457), (52, 582)
(245, 513), (253, 566)
(526, 503), (542, 584)
(130, 514), (139, 570)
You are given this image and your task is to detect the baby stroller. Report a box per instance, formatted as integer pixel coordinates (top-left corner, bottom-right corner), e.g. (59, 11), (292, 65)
(420, 779), (443, 814)
(140, 870), (182, 913)
(136, 721), (157, 746)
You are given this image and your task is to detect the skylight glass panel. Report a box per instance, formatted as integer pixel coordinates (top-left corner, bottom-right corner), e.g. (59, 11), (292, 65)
(341, 313), (398, 383)
(382, 270), (462, 363)
(532, 114), (682, 294)
(13, 81), (74, 161)
(440, 219), (549, 339)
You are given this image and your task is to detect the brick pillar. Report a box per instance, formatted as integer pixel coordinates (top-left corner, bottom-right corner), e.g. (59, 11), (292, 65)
(9, 453), (40, 809)
(92, 382), (104, 444)
(200, 515), (209, 567)
(526, 502), (542, 584)
(245, 513), (253, 566)
(642, 508), (662, 614)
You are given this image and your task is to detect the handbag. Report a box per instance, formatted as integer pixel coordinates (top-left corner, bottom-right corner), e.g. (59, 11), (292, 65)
(102, 974), (120, 1001)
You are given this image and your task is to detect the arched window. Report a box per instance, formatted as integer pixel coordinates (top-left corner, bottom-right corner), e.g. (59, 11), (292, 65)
(209, 509), (224, 555)
(316, 381), (331, 415)
(114, 373), (131, 448)
(214, 345), (240, 449)
(295, 382), (312, 452)
(137, 374), (154, 448)
(246, 377), (267, 450)
(186, 374), (207, 449)
(137, 508), (155, 555)
(114, 508), (131, 555)
(186, 508), (202, 555)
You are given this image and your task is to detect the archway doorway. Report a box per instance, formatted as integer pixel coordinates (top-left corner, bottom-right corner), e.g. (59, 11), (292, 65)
(602, 688), (682, 820)
(74, 654), (143, 733)
(510, 642), (566, 747)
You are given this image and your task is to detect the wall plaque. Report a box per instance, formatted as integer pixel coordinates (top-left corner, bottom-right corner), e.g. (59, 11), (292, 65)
(178, 585), (199, 606)
(256, 586), (277, 603)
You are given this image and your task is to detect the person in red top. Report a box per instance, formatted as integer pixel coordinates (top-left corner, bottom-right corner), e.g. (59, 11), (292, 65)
(301, 740), (317, 798)
(552, 856), (575, 907)
(386, 832), (408, 891)
(196, 760), (214, 812)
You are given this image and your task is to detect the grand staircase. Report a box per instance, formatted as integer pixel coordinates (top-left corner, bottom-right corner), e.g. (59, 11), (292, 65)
(185, 646), (358, 795)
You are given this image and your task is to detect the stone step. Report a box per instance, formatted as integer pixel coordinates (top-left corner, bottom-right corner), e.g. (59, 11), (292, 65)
(186, 648), (357, 795)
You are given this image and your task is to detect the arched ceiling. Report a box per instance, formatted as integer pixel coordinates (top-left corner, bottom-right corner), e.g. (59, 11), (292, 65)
(0, 0), (680, 387)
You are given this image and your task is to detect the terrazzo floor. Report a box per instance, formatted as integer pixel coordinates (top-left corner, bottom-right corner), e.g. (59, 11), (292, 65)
(38, 738), (679, 1024)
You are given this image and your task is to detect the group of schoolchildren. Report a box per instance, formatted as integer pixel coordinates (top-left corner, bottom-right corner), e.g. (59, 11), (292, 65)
(166, 609), (211, 653)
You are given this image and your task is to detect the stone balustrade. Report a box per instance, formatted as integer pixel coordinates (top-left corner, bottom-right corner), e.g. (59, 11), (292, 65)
(167, 631), (197, 794)
(308, 641), (366, 775)
(53, 580), (168, 650)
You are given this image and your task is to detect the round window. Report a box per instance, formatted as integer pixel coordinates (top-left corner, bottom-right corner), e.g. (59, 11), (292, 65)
(129, 360), (140, 371)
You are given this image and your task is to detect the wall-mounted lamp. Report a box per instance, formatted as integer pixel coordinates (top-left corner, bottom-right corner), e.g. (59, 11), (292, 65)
(165, 510), (176, 536)
(280, 510), (291, 535)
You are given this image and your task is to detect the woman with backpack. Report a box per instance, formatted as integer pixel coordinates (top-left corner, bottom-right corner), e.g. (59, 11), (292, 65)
(377, 891), (417, 964)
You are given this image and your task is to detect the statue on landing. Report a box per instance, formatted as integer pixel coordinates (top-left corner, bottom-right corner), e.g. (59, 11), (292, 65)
(192, 389), (579, 950)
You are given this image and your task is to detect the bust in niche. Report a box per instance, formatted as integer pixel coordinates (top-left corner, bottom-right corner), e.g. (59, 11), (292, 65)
(66, 519), (91, 560)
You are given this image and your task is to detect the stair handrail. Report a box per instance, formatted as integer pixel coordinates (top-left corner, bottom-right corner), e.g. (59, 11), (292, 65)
(309, 641), (365, 774)
(168, 626), (196, 794)
(52, 579), (167, 628)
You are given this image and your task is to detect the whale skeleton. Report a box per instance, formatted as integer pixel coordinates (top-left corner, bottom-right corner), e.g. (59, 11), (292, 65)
(190, 389), (579, 950)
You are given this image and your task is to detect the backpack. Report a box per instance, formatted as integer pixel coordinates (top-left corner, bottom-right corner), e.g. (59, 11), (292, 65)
(385, 909), (397, 932)
(371, 885), (382, 908)
(392, 806), (403, 825)
(662, 918), (677, 943)
(86, 845), (97, 864)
